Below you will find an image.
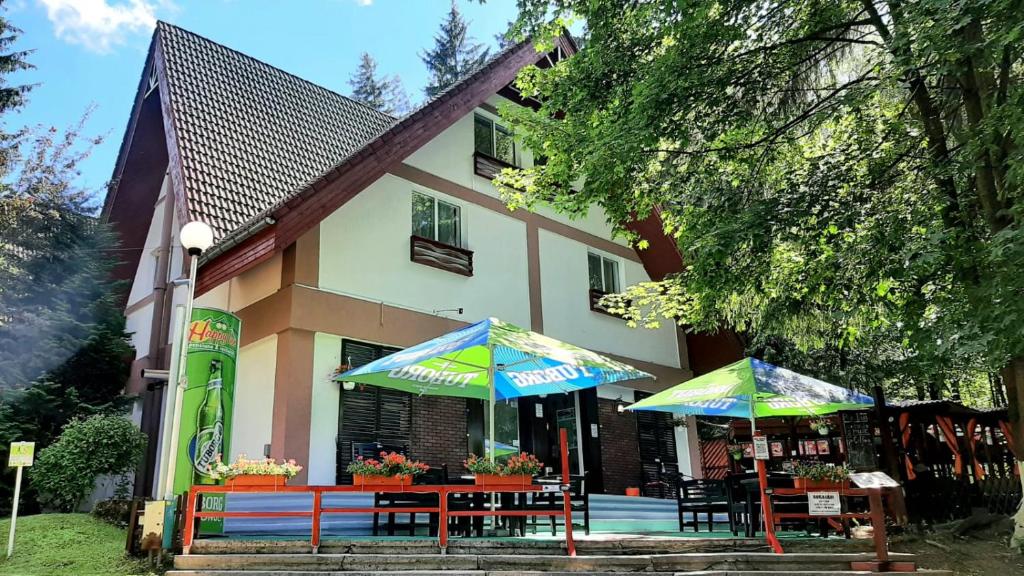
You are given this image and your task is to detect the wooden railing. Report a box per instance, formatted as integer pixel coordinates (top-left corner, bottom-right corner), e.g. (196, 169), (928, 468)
(589, 289), (624, 316)
(410, 235), (473, 276)
(473, 151), (516, 180)
(182, 430), (577, 556)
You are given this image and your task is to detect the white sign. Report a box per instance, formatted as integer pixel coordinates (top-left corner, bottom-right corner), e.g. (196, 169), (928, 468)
(807, 491), (841, 516)
(535, 404), (544, 418)
(7, 442), (34, 468)
(541, 484), (560, 492)
(752, 436), (769, 460)
(590, 423), (599, 438)
(850, 471), (900, 489)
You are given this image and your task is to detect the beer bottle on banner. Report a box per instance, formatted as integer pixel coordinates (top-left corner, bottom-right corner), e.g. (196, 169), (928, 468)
(193, 359), (224, 485)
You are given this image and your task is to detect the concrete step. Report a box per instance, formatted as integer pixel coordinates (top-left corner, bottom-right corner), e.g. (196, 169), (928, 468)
(187, 536), (873, 556)
(165, 565), (950, 569)
(167, 571), (950, 576)
(173, 552), (916, 573)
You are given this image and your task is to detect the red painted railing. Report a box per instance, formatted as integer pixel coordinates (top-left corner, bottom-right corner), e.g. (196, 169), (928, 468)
(182, 429), (577, 556)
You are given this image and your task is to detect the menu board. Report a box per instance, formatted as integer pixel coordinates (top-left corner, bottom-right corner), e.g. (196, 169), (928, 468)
(840, 410), (877, 470)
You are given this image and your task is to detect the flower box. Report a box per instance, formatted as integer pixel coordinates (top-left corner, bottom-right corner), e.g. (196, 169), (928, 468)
(353, 474), (413, 488)
(794, 477), (850, 490)
(474, 473), (532, 487)
(226, 474), (287, 488)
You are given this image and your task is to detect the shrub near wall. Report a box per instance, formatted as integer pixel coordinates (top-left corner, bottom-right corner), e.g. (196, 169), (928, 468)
(30, 415), (146, 512)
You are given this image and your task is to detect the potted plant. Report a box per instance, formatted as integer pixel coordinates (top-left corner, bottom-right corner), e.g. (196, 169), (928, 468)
(209, 454), (303, 489)
(465, 454), (503, 485)
(728, 443), (743, 460)
(346, 451), (429, 487)
(792, 462), (850, 490)
(809, 417), (831, 436)
(500, 453), (543, 487)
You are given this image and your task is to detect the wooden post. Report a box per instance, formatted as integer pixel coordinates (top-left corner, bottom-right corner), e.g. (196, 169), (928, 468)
(873, 387), (901, 479)
(311, 491), (322, 553)
(560, 428), (576, 557)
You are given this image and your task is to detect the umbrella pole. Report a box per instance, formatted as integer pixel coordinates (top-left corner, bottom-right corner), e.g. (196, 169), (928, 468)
(751, 395), (783, 554)
(488, 344), (497, 529)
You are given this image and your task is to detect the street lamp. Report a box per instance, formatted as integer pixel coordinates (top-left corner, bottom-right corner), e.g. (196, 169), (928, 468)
(159, 220), (214, 500)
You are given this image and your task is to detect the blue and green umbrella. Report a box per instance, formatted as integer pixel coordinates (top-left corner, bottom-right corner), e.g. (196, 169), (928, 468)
(338, 317), (653, 460)
(627, 357), (873, 419)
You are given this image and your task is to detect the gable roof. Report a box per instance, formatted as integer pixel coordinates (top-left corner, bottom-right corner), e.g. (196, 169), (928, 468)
(156, 22), (398, 239)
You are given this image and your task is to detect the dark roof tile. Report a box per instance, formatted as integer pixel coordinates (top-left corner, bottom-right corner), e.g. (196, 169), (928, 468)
(155, 21), (397, 239)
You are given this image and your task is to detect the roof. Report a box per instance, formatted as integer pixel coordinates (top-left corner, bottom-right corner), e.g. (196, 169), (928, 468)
(200, 36), (546, 262)
(153, 21), (397, 239)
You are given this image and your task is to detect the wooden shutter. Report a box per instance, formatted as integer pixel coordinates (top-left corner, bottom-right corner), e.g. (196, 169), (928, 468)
(336, 340), (409, 482)
(634, 391), (678, 498)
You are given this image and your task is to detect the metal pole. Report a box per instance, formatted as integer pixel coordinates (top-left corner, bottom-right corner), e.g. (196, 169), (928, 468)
(164, 252), (200, 499)
(155, 306), (185, 497)
(6, 466), (22, 558)
(487, 343), (497, 528)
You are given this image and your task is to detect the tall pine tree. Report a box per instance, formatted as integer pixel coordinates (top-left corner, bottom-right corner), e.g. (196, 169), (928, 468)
(348, 52), (410, 117)
(421, 1), (490, 99)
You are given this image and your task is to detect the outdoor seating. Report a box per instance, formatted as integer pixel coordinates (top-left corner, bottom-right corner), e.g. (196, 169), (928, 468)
(525, 474), (589, 536)
(676, 478), (730, 532)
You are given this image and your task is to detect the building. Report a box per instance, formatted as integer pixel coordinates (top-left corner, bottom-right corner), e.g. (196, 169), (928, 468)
(103, 22), (742, 497)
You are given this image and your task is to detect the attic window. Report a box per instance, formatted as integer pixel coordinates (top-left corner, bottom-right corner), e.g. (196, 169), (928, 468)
(145, 67), (158, 98)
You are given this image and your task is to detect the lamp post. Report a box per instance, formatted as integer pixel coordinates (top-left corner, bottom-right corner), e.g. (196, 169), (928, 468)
(160, 221), (214, 499)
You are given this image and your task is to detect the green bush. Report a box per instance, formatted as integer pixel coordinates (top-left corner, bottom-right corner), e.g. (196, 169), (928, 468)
(30, 415), (146, 512)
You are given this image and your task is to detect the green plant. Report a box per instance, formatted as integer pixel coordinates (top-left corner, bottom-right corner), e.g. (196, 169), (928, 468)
(464, 454), (501, 474)
(502, 453), (542, 476)
(346, 452), (429, 477)
(30, 415), (145, 512)
(793, 462), (849, 482)
(209, 454), (303, 479)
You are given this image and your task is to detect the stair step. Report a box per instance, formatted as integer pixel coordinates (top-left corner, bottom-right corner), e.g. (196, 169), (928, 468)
(167, 571), (949, 576)
(174, 552), (915, 573)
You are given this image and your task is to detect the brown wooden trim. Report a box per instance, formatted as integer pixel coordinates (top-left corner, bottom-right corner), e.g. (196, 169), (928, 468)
(195, 226), (277, 295)
(153, 38), (191, 229)
(588, 288), (621, 317)
(526, 221), (543, 332)
(477, 101), (501, 116)
(623, 207), (684, 281)
(410, 234), (474, 276)
(233, 283), (691, 390)
(125, 292), (157, 316)
(390, 162), (642, 263)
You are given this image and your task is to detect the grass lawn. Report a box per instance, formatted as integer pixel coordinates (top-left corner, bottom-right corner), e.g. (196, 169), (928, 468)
(0, 513), (152, 576)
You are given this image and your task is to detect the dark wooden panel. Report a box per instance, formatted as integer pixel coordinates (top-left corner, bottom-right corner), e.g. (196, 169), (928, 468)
(410, 235), (473, 276)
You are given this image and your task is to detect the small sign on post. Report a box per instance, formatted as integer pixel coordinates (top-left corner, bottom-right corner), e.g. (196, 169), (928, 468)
(752, 436), (770, 460)
(807, 491), (841, 516)
(7, 441), (35, 558)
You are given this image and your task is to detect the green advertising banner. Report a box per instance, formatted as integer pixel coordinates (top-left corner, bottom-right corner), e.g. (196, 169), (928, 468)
(173, 307), (241, 533)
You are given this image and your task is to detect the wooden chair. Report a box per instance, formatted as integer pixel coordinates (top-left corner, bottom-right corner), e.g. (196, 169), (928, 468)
(677, 478), (729, 532)
(525, 474), (590, 536)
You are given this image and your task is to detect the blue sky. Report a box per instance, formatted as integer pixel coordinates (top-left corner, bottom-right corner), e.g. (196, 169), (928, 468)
(7, 0), (520, 201)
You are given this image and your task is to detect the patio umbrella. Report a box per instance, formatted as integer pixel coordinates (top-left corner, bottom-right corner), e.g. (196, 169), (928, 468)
(625, 357), (873, 553)
(337, 317), (653, 461)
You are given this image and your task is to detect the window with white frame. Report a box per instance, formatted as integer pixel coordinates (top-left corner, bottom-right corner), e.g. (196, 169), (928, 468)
(588, 252), (620, 293)
(412, 191), (462, 247)
(474, 113), (516, 165)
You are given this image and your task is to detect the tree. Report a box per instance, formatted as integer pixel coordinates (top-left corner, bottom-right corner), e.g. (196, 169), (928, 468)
(348, 52), (410, 117)
(501, 0), (1024, 546)
(421, 1), (491, 98)
(31, 415), (146, 511)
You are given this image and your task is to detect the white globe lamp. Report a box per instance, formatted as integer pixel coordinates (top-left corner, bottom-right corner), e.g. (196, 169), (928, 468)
(180, 221), (214, 256)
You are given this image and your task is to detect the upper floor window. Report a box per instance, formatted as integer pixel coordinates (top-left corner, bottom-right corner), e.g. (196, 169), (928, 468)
(588, 253), (620, 294)
(412, 191), (462, 248)
(474, 114), (515, 166)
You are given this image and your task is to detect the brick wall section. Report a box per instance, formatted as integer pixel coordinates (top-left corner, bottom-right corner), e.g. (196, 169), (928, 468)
(410, 396), (468, 475)
(598, 398), (642, 495)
